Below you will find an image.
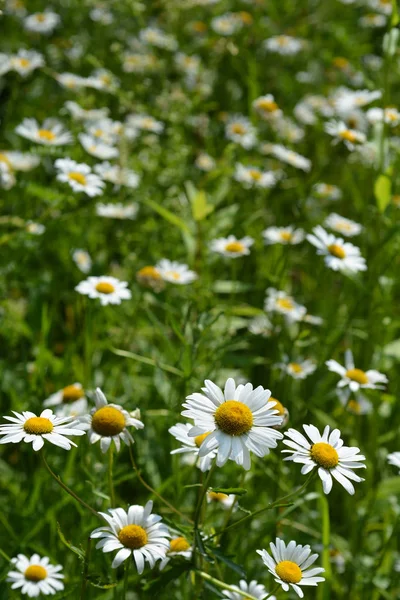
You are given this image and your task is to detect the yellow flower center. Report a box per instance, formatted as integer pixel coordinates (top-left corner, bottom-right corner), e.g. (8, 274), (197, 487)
(0, 153), (12, 167)
(62, 385), (84, 403)
(270, 397), (285, 416)
(345, 368), (368, 384)
(289, 362), (303, 374)
(225, 241), (245, 253)
(257, 99), (278, 113)
(249, 169), (262, 181)
(24, 565), (47, 582)
(214, 400), (253, 436)
(36, 13), (46, 22)
(280, 231), (293, 242)
(333, 57), (349, 69)
(24, 417), (54, 435)
(137, 266), (162, 280)
(142, 118), (155, 129)
(91, 406), (125, 436)
(17, 58), (31, 68)
(347, 400), (362, 414)
(194, 432), (210, 447)
(165, 270), (181, 281)
(68, 172), (87, 185)
(340, 130), (357, 143)
(38, 129), (56, 141)
(275, 560), (302, 584)
(169, 537), (190, 553)
(94, 128), (104, 137)
(118, 525), (148, 549)
(95, 282), (115, 294)
(277, 36), (289, 46)
(276, 298), (294, 311)
(327, 244), (346, 259)
(208, 491), (229, 502)
(231, 123), (246, 135)
(310, 442), (339, 469)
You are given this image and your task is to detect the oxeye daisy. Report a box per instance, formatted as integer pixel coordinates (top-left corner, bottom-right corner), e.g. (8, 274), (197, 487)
(283, 424), (366, 494)
(278, 358), (317, 380)
(264, 35), (304, 55)
(9, 49), (44, 76)
(169, 423), (216, 471)
(326, 349), (388, 394)
(312, 182), (342, 201)
(257, 538), (325, 598)
(222, 579), (274, 600)
(182, 378), (283, 470)
(195, 152), (216, 171)
(7, 553), (64, 597)
(225, 115), (257, 149)
(234, 163), (277, 188)
(90, 501), (170, 571)
(210, 235), (254, 258)
(206, 491), (236, 509)
(24, 11), (60, 34)
(94, 162), (140, 188)
(253, 94), (282, 120)
(43, 383), (88, 417)
(387, 452), (400, 472)
(96, 202), (139, 220)
(75, 276), (131, 305)
(0, 409), (85, 451)
(81, 387), (143, 453)
(16, 118), (72, 146)
(324, 213), (362, 237)
(269, 144), (311, 172)
(55, 158), (104, 197)
(136, 265), (165, 291)
(72, 249), (92, 274)
(325, 121), (366, 150)
(262, 226), (305, 245)
(307, 226), (367, 273)
(159, 536), (192, 570)
(78, 133), (118, 159)
(155, 259), (198, 285)
(264, 288), (307, 323)
(126, 113), (164, 134)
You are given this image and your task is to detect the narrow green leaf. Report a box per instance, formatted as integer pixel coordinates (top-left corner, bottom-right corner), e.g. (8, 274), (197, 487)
(191, 189), (214, 221)
(211, 487), (247, 496)
(141, 198), (191, 233)
(374, 174), (392, 213)
(56, 523), (85, 560)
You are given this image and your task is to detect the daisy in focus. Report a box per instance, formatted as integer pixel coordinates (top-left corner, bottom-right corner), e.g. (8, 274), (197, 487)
(263, 226), (305, 245)
(307, 226), (367, 273)
(91, 501), (170, 571)
(210, 235), (254, 258)
(7, 554), (64, 597)
(75, 276), (131, 305)
(222, 579), (273, 600)
(169, 423), (216, 471)
(16, 118), (72, 146)
(182, 378), (283, 470)
(81, 387), (144, 453)
(257, 538), (325, 598)
(43, 383), (88, 417)
(283, 424), (366, 494)
(326, 349), (388, 394)
(55, 158), (105, 197)
(155, 259), (198, 285)
(324, 214), (362, 237)
(0, 409), (85, 451)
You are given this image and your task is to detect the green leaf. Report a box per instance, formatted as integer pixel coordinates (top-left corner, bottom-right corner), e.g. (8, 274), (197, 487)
(211, 487), (247, 496)
(212, 549), (246, 577)
(191, 189), (214, 221)
(391, 0), (399, 27)
(56, 523), (85, 560)
(374, 174), (392, 213)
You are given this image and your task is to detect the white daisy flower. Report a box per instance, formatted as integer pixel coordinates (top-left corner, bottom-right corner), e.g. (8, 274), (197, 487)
(338, 390), (372, 415)
(279, 359), (317, 380)
(195, 152), (215, 171)
(312, 183), (342, 201)
(169, 423), (216, 471)
(0, 409), (86, 451)
(55, 72), (87, 90)
(0, 161), (15, 189)
(43, 383), (88, 418)
(222, 579), (273, 600)
(307, 226), (367, 273)
(75, 276), (131, 306)
(155, 259), (198, 285)
(253, 94), (282, 120)
(211, 13), (242, 36)
(182, 378), (283, 471)
(248, 314), (274, 337)
(26, 221), (45, 235)
(326, 349), (388, 393)
(78, 133), (118, 159)
(366, 106), (400, 126)
(283, 424), (366, 495)
(81, 387), (143, 453)
(387, 452), (400, 472)
(0, 151), (40, 171)
(9, 49), (44, 76)
(72, 249), (92, 274)
(325, 121), (366, 150)
(210, 235), (254, 258)
(126, 114), (164, 134)
(94, 162), (140, 188)
(16, 118), (72, 146)
(369, 0), (393, 15)
(139, 27), (177, 51)
(262, 226), (305, 245)
(159, 536), (192, 570)
(333, 88), (381, 112)
(324, 214), (362, 237)
(269, 144), (311, 171)
(234, 164), (277, 188)
(7, 553), (64, 597)
(96, 202), (139, 220)
(257, 538), (325, 598)
(264, 35), (304, 55)
(91, 501), (170, 570)
(264, 288), (307, 322)
(225, 115), (257, 149)
(64, 101), (110, 121)
(206, 491), (236, 509)
(55, 158), (105, 197)
(24, 11), (60, 33)
(88, 68), (119, 91)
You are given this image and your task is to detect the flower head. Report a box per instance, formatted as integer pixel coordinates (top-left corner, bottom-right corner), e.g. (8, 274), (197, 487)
(155, 259), (198, 285)
(307, 226), (367, 273)
(55, 158), (104, 197)
(16, 118), (72, 146)
(326, 349), (387, 393)
(7, 554), (64, 597)
(169, 423), (216, 471)
(210, 235), (254, 258)
(75, 276), (131, 305)
(222, 579), (273, 600)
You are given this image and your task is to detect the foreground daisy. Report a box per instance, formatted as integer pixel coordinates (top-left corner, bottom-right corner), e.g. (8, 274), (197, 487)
(210, 235), (254, 258)
(43, 382), (88, 417)
(0, 409), (85, 451)
(159, 536), (192, 570)
(55, 158), (104, 197)
(16, 118), (72, 146)
(7, 554), (64, 597)
(326, 349), (387, 393)
(263, 226), (305, 245)
(307, 226), (367, 274)
(81, 387), (144, 453)
(75, 276), (131, 305)
(169, 423), (215, 471)
(91, 501), (170, 570)
(257, 538), (325, 598)
(222, 579), (273, 600)
(182, 378), (283, 470)
(283, 424), (366, 494)
(155, 259), (198, 285)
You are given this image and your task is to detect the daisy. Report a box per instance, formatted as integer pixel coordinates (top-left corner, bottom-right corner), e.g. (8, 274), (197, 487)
(269, 397), (289, 429)
(64, 101), (110, 121)
(78, 133), (118, 159)
(44, 383), (88, 418)
(155, 259), (198, 284)
(122, 53), (158, 73)
(195, 152), (216, 171)
(253, 94), (282, 120)
(136, 266), (165, 291)
(126, 114), (164, 134)
(0, 161), (15, 189)
(324, 214), (362, 237)
(225, 115), (257, 149)
(366, 107), (400, 126)
(55, 158), (105, 197)
(326, 349), (388, 393)
(7, 554), (64, 597)
(0, 151), (40, 171)
(312, 183), (342, 201)
(94, 162), (140, 188)
(307, 226), (367, 273)
(24, 11), (60, 33)
(369, 0), (393, 15)
(90, 501), (170, 571)
(169, 423), (216, 471)
(222, 579), (273, 600)
(206, 491), (236, 509)
(279, 359), (317, 380)
(264, 36), (304, 55)
(234, 164), (277, 188)
(248, 314), (274, 337)
(257, 538), (325, 598)
(338, 390), (372, 415)
(333, 88), (381, 112)
(210, 235), (254, 258)
(72, 249), (92, 274)
(159, 536), (192, 570)
(264, 288), (307, 322)
(9, 49), (44, 76)
(88, 68), (119, 91)
(262, 226), (305, 245)
(16, 118), (72, 146)
(81, 387), (143, 453)
(269, 144), (311, 171)
(26, 221), (45, 235)
(359, 13), (387, 27)
(139, 26), (177, 51)
(75, 276), (131, 306)
(96, 202), (139, 220)
(182, 378), (283, 470)
(211, 13), (242, 35)
(55, 72), (87, 90)
(325, 121), (366, 150)
(0, 409), (86, 451)
(283, 424), (366, 495)
(387, 452), (400, 472)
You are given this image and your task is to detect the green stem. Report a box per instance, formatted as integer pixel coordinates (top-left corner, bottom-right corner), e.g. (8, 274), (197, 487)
(41, 451), (99, 518)
(192, 463), (216, 569)
(265, 582), (281, 598)
(195, 571), (260, 600)
(318, 493), (331, 600)
(108, 445), (115, 507)
(122, 558), (130, 599)
(0, 547), (11, 562)
(79, 537), (91, 600)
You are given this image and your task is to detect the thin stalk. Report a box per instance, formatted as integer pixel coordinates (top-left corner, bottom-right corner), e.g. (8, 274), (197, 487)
(79, 537), (92, 600)
(195, 571), (260, 600)
(192, 463), (216, 569)
(108, 445), (115, 507)
(122, 558), (130, 599)
(318, 493), (331, 600)
(265, 583), (281, 598)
